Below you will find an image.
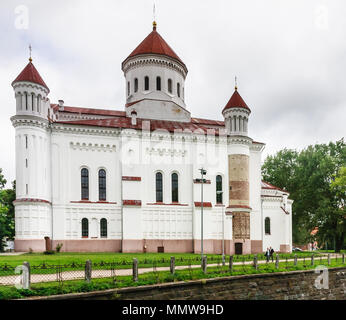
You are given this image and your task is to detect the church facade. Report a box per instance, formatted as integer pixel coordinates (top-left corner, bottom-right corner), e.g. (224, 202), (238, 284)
(11, 22), (292, 254)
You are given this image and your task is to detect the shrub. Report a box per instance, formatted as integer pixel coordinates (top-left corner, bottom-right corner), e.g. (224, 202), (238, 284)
(55, 243), (63, 253)
(28, 248), (33, 254)
(43, 250), (55, 255)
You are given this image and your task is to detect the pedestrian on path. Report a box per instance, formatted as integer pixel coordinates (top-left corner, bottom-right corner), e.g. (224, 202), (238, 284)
(270, 247), (274, 262)
(265, 247), (270, 262)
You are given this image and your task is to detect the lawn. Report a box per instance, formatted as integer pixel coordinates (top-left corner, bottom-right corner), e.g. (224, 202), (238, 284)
(0, 251), (322, 270)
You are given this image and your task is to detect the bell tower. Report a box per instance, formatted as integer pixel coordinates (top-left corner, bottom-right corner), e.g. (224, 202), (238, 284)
(222, 85), (252, 255)
(10, 54), (52, 252)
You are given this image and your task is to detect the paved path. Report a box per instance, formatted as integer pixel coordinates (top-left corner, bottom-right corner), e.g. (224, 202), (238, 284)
(0, 252), (26, 256)
(1, 254), (342, 286)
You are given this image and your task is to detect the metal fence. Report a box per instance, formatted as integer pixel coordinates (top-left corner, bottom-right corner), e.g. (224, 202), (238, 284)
(0, 253), (344, 290)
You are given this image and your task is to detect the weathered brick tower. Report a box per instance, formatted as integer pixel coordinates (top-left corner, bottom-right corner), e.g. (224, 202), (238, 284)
(222, 85), (252, 254)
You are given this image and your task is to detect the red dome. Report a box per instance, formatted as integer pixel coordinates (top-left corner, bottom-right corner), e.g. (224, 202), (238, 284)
(12, 61), (49, 92)
(222, 89), (250, 113)
(123, 23), (187, 72)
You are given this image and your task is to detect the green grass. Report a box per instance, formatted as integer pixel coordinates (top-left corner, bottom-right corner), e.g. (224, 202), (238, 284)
(0, 251), (321, 271)
(0, 257), (344, 300)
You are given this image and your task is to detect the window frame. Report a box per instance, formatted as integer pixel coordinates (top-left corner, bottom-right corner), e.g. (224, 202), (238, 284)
(155, 172), (163, 203)
(98, 169), (107, 201)
(81, 168), (89, 200)
(82, 218), (89, 238)
(100, 218), (107, 238)
(265, 217), (271, 235)
(216, 175), (223, 204)
(144, 76), (149, 91)
(171, 172), (179, 203)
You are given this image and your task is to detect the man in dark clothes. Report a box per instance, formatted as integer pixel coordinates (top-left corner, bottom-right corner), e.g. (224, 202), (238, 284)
(270, 246), (274, 262)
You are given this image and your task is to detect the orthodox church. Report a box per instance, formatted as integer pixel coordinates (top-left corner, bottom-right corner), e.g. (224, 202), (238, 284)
(11, 21), (292, 254)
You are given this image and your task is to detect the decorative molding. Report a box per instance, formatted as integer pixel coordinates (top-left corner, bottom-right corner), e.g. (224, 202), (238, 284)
(13, 198), (51, 205)
(122, 176), (141, 181)
(123, 200), (142, 206)
(70, 201), (117, 204)
(70, 141), (116, 152)
(194, 202), (212, 208)
(146, 147), (187, 157)
(11, 115), (49, 130)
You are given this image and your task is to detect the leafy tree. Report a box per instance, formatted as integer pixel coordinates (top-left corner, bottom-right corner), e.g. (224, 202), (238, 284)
(0, 170), (15, 251)
(262, 139), (346, 251)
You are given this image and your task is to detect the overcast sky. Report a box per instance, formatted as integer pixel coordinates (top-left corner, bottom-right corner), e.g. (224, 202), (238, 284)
(0, 0), (345, 187)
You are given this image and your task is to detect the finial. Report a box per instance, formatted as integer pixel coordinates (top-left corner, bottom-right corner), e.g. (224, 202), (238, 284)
(153, 2), (157, 30)
(29, 44), (32, 62)
(234, 76), (238, 91)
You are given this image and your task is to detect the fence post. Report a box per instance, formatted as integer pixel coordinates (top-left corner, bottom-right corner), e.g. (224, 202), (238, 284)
(275, 254), (279, 269)
(342, 253), (345, 264)
(202, 256), (207, 274)
(22, 261), (30, 290)
(85, 260), (92, 283)
(311, 254), (314, 266)
(229, 255), (233, 272)
(133, 258), (138, 282)
(328, 254), (330, 266)
(253, 255), (258, 270)
(294, 254), (297, 266)
(170, 256), (175, 275)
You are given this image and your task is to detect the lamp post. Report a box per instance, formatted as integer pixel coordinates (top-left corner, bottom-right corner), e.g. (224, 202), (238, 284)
(216, 190), (225, 265)
(199, 168), (207, 261)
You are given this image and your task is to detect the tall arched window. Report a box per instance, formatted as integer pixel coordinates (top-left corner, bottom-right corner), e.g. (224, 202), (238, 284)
(100, 218), (107, 238)
(265, 217), (271, 235)
(81, 168), (89, 200)
(144, 76), (149, 90)
(216, 175), (223, 204)
(82, 218), (89, 237)
(37, 95), (41, 113)
(156, 172), (163, 203)
(134, 78), (138, 92)
(25, 92), (28, 110)
(177, 83), (180, 97)
(127, 81), (130, 96)
(168, 79), (172, 93)
(171, 173), (178, 203)
(31, 94), (34, 111)
(98, 169), (106, 201)
(156, 76), (161, 91)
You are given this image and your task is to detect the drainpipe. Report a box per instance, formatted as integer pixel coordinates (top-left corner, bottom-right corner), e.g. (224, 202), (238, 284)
(119, 131), (124, 252)
(49, 121), (54, 250)
(260, 197), (264, 251)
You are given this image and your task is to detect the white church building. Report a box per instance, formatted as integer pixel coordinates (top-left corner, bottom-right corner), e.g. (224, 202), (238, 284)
(10, 21), (292, 254)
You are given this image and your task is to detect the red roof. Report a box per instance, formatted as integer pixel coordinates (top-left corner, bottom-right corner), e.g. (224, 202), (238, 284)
(261, 181), (289, 194)
(12, 61), (49, 92)
(52, 104), (126, 117)
(222, 89), (250, 113)
(123, 23), (187, 72)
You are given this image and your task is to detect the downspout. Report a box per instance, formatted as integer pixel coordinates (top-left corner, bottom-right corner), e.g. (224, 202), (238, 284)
(49, 120), (54, 250)
(119, 130), (124, 252)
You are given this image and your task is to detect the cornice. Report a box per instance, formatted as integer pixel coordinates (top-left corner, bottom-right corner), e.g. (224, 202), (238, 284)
(11, 115), (49, 130)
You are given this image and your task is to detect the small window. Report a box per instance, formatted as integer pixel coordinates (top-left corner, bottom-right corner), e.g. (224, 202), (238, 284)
(37, 96), (40, 113)
(177, 83), (180, 97)
(31, 94), (34, 111)
(265, 217), (271, 235)
(127, 81), (130, 96)
(25, 93), (28, 110)
(25, 136), (28, 149)
(134, 78), (138, 93)
(98, 169), (106, 201)
(25, 159), (28, 168)
(81, 168), (89, 200)
(144, 76), (149, 90)
(168, 79), (172, 93)
(100, 218), (107, 238)
(172, 173), (178, 202)
(216, 175), (222, 204)
(156, 76), (161, 91)
(82, 218), (89, 237)
(26, 184), (28, 195)
(156, 172), (163, 203)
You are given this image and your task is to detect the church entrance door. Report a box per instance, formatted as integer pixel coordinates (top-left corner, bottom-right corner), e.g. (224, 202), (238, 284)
(235, 242), (243, 255)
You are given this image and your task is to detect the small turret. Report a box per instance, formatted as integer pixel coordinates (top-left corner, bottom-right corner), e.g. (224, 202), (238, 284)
(11, 57), (50, 119)
(222, 86), (251, 136)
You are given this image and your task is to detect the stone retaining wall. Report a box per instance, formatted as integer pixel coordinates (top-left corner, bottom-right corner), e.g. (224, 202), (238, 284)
(25, 267), (346, 300)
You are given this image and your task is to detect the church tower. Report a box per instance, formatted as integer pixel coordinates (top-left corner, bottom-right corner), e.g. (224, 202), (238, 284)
(222, 85), (252, 255)
(122, 21), (190, 122)
(11, 55), (52, 252)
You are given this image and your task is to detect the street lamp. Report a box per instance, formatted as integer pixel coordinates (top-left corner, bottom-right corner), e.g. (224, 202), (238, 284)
(216, 190), (225, 265)
(199, 168), (207, 262)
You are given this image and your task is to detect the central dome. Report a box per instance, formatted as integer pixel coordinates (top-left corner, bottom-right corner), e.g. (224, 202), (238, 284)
(122, 22), (187, 73)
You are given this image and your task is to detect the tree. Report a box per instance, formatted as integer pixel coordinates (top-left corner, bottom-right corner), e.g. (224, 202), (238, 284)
(262, 139), (346, 251)
(0, 169), (15, 252)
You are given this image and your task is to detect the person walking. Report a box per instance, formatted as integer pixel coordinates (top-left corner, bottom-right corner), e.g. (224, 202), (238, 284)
(265, 247), (270, 262)
(270, 246), (274, 262)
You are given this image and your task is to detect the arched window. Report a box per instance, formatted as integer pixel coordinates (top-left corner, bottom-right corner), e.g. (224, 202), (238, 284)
(82, 218), (89, 237)
(25, 92), (28, 110)
(81, 168), (89, 200)
(37, 95), (41, 113)
(168, 79), (172, 93)
(100, 218), (107, 238)
(127, 81), (130, 96)
(171, 173), (178, 202)
(216, 175), (223, 204)
(156, 76), (161, 91)
(98, 169), (106, 201)
(144, 76), (149, 90)
(134, 78), (138, 92)
(265, 217), (271, 235)
(156, 172), (163, 203)
(31, 94), (34, 111)
(177, 83), (180, 97)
